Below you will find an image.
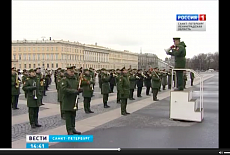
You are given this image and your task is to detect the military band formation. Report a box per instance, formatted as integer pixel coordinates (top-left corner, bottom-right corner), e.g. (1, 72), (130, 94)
(12, 37), (195, 135)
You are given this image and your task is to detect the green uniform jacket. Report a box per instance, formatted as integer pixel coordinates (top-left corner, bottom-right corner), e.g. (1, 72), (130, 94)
(115, 74), (122, 91)
(36, 73), (45, 92)
(129, 74), (136, 89)
(151, 72), (161, 89)
(168, 42), (186, 68)
(161, 73), (168, 86)
(22, 76), (42, 107)
(81, 74), (94, 97)
(57, 75), (65, 102)
(167, 72), (172, 85)
(190, 72), (195, 79)
(74, 73), (79, 81)
(101, 73), (111, 94)
(22, 74), (28, 85)
(89, 71), (96, 83)
(118, 74), (130, 99)
(98, 73), (102, 89)
(61, 73), (79, 111)
(12, 73), (20, 95)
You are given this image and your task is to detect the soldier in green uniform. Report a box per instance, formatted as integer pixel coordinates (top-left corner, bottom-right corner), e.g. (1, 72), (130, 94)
(22, 69), (28, 98)
(61, 66), (82, 135)
(12, 67), (20, 110)
(22, 69), (42, 128)
(167, 68), (172, 89)
(161, 69), (168, 90)
(118, 67), (130, 115)
(57, 69), (66, 119)
(115, 69), (122, 103)
(166, 37), (186, 91)
(89, 67), (96, 97)
(151, 67), (161, 101)
(144, 70), (152, 96)
(129, 70), (136, 100)
(81, 68), (94, 114)
(190, 72), (195, 86)
(98, 70), (102, 89)
(101, 68), (111, 108)
(35, 67), (45, 105)
(183, 71), (187, 89)
(158, 71), (162, 92)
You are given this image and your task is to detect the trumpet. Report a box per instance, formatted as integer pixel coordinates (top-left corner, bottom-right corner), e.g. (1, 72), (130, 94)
(113, 73), (117, 77)
(15, 73), (20, 88)
(136, 75), (140, 79)
(33, 81), (37, 100)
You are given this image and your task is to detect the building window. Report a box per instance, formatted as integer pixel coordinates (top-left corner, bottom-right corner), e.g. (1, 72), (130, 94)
(47, 54), (49, 60)
(42, 47), (44, 51)
(24, 47), (26, 51)
(24, 64), (26, 69)
(47, 63), (49, 68)
(33, 47), (35, 51)
(47, 47), (49, 51)
(28, 47), (30, 51)
(19, 47), (21, 51)
(33, 54), (35, 60)
(19, 64), (21, 69)
(33, 64), (36, 68)
(62, 47), (63, 51)
(52, 63), (54, 68)
(13, 54), (16, 60)
(38, 64), (40, 67)
(28, 55), (30, 60)
(51, 47), (53, 51)
(29, 64), (31, 68)
(56, 47), (58, 51)
(56, 63), (58, 68)
(13, 47), (16, 51)
(37, 47), (39, 51)
(75, 55), (76, 60)
(19, 54), (21, 60)
(56, 54), (58, 60)
(51, 54), (53, 60)
(38, 54), (40, 60)
(23, 54), (26, 60)
(42, 54), (44, 60)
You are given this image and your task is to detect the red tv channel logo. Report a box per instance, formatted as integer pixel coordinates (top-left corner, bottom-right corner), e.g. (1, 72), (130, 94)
(199, 14), (206, 21)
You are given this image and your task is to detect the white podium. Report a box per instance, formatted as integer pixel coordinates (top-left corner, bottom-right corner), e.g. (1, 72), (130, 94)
(170, 88), (204, 122)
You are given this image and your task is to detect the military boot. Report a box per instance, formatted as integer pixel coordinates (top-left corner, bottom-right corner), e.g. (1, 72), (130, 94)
(104, 102), (110, 108)
(72, 129), (81, 135)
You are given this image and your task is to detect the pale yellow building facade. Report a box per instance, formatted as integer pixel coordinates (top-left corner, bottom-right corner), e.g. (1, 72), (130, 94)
(11, 40), (138, 70)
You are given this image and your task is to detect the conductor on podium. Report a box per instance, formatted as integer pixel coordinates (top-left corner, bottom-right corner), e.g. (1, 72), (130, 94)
(165, 37), (186, 91)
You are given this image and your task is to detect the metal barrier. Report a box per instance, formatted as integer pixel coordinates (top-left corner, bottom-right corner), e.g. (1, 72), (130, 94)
(171, 68), (203, 112)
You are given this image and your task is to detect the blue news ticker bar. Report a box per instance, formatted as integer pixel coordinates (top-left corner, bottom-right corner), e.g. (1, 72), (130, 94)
(49, 135), (93, 142)
(26, 143), (49, 149)
(176, 14), (199, 21)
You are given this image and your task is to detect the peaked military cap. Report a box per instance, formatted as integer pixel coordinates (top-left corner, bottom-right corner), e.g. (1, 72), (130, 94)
(116, 69), (120, 71)
(101, 68), (106, 71)
(120, 67), (126, 71)
(89, 67), (93, 70)
(29, 69), (35, 73)
(66, 66), (76, 70)
(36, 67), (41, 70)
(60, 69), (65, 73)
(84, 68), (89, 72)
(173, 37), (180, 40)
(137, 69), (142, 71)
(154, 67), (158, 69)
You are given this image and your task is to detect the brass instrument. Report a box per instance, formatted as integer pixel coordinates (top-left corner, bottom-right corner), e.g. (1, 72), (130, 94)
(15, 73), (20, 88)
(136, 75), (140, 79)
(113, 73), (117, 77)
(33, 81), (37, 100)
(142, 72), (147, 78)
(74, 72), (83, 110)
(90, 76), (94, 90)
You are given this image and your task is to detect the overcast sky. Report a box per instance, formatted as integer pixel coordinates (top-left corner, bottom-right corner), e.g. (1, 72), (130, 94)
(12, 0), (218, 60)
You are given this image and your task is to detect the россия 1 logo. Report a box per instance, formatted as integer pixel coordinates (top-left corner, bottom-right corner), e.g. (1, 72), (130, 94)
(176, 14), (206, 31)
(176, 14), (206, 21)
